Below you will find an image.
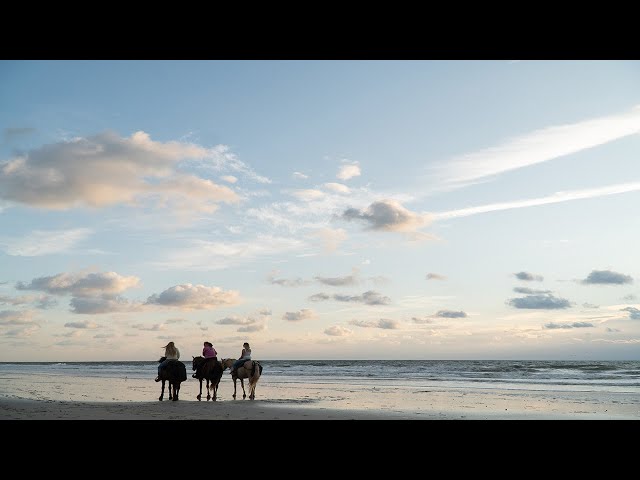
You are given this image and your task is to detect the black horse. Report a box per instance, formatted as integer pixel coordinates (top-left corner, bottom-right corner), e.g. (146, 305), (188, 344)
(192, 356), (223, 401)
(157, 357), (187, 401)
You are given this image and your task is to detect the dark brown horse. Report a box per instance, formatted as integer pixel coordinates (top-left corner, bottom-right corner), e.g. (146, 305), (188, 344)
(192, 356), (223, 401)
(220, 358), (263, 400)
(157, 357), (187, 401)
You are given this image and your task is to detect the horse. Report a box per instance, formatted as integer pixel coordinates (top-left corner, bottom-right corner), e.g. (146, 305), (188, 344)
(192, 356), (223, 401)
(220, 358), (263, 400)
(157, 356), (187, 401)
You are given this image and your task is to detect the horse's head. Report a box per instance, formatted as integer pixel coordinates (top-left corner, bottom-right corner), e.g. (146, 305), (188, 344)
(220, 358), (233, 370)
(192, 356), (204, 371)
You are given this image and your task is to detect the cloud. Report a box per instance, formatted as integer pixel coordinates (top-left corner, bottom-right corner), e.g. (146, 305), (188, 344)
(507, 294), (571, 309)
(349, 319), (399, 329)
(324, 325), (352, 336)
(3, 127), (36, 142)
(131, 323), (166, 331)
(621, 307), (640, 320)
(622, 294), (637, 302)
(195, 144), (271, 184)
(323, 182), (351, 194)
(606, 327), (621, 333)
(581, 270), (633, 285)
(221, 175), (237, 183)
(513, 287), (552, 294)
(337, 161), (361, 181)
(154, 235), (306, 271)
(0, 310), (35, 325)
(435, 310), (467, 318)
(282, 309), (317, 322)
(342, 199), (430, 232)
(0, 228), (93, 256)
(582, 303), (600, 309)
(146, 284), (240, 310)
(514, 272), (544, 282)
(412, 316), (435, 324)
(309, 290), (391, 305)
(0, 131), (241, 211)
(166, 318), (187, 324)
(426, 273), (446, 281)
(433, 182), (640, 220)
(238, 323), (266, 332)
(290, 189), (325, 201)
(0, 294), (57, 309)
(314, 228), (347, 252)
(314, 270), (358, 286)
(216, 315), (257, 325)
(544, 322), (595, 329)
(267, 272), (310, 287)
(292, 172), (308, 180)
(64, 320), (99, 329)
(70, 296), (140, 314)
(16, 270), (140, 297)
(430, 104), (640, 188)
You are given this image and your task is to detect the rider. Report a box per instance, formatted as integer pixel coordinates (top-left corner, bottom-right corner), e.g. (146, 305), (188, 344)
(193, 341), (217, 378)
(156, 341), (180, 382)
(229, 342), (251, 375)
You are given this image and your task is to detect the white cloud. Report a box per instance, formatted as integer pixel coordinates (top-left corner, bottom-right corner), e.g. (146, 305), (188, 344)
(323, 182), (351, 194)
(314, 228), (347, 252)
(349, 318), (400, 329)
(221, 175), (237, 183)
(342, 199), (431, 232)
(0, 228), (93, 256)
(292, 172), (308, 180)
(432, 104), (640, 188)
(324, 325), (352, 336)
(0, 131), (240, 211)
(146, 284), (240, 310)
(434, 182), (640, 220)
(337, 161), (361, 181)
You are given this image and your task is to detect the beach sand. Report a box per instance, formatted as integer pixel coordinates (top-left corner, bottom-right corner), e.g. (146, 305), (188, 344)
(1, 375), (638, 419)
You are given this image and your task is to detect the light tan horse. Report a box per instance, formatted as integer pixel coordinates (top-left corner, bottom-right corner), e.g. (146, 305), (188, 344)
(220, 358), (263, 400)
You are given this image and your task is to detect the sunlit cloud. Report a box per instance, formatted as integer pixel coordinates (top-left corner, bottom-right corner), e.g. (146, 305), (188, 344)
(314, 227), (347, 252)
(323, 182), (351, 194)
(337, 161), (361, 181)
(0, 131), (242, 211)
(16, 270), (140, 297)
(0, 294), (57, 309)
(0, 228), (93, 256)
(431, 104), (640, 188)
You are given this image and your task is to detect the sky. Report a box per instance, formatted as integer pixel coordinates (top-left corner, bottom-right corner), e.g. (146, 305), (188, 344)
(1, 60), (639, 361)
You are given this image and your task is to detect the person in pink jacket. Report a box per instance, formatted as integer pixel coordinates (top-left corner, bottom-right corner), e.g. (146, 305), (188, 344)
(193, 341), (217, 378)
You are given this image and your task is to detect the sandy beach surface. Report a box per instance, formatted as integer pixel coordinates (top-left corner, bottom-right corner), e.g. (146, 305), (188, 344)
(1, 373), (638, 420)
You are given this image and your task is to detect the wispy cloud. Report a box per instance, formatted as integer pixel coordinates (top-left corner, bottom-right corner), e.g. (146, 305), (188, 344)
(349, 318), (399, 329)
(434, 182), (640, 220)
(513, 272), (544, 282)
(513, 287), (552, 295)
(309, 290), (391, 305)
(544, 322), (594, 329)
(323, 182), (350, 194)
(426, 273), (446, 281)
(0, 228), (93, 256)
(314, 269), (359, 287)
(267, 271), (310, 287)
(581, 270), (633, 285)
(64, 320), (99, 329)
(314, 228), (347, 252)
(431, 104), (640, 188)
(292, 171), (308, 180)
(621, 307), (640, 320)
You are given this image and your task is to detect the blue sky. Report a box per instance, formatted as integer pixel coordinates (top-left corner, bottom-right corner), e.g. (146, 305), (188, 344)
(1, 60), (639, 361)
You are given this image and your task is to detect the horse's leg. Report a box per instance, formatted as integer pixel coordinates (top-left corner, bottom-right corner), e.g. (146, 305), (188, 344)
(197, 378), (203, 401)
(206, 379), (211, 401)
(159, 379), (165, 401)
(169, 381), (173, 400)
(232, 376), (237, 399)
(240, 377), (246, 399)
(173, 382), (179, 401)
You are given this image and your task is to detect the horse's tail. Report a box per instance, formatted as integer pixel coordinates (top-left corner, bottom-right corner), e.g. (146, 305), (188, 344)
(251, 361), (262, 380)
